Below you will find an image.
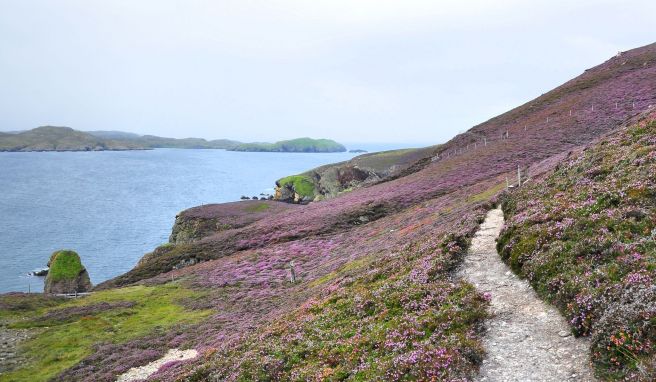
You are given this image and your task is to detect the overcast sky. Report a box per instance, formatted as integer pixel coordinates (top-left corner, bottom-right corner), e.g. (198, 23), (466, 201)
(0, 0), (654, 144)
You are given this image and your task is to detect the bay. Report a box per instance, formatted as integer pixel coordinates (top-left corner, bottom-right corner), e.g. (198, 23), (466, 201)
(0, 149), (367, 293)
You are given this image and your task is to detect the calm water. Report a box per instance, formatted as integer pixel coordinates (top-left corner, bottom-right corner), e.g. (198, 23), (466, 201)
(0, 149), (370, 293)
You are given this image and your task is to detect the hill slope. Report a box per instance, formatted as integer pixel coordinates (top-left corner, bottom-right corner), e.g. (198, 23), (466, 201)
(1, 43), (655, 381)
(498, 110), (656, 380)
(0, 126), (143, 151)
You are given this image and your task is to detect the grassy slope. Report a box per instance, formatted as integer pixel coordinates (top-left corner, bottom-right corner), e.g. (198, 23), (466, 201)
(0, 283), (210, 382)
(497, 112), (656, 380)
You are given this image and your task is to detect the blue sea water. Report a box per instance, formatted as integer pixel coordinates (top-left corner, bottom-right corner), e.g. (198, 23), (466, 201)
(0, 148), (379, 293)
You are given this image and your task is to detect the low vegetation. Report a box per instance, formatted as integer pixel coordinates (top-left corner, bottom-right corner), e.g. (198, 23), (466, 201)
(277, 175), (317, 198)
(0, 283), (211, 382)
(497, 114), (656, 380)
(47, 251), (85, 282)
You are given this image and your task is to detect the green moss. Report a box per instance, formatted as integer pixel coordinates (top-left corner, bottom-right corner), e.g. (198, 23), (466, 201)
(245, 203), (271, 213)
(466, 182), (506, 204)
(277, 175), (316, 198)
(48, 250), (85, 281)
(2, 283), (212, 382)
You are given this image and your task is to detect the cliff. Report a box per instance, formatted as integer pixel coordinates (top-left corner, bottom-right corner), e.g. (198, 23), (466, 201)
(274, 146), (439, 203)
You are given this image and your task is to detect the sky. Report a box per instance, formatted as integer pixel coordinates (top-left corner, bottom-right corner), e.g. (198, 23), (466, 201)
(0, 1), (654, 144)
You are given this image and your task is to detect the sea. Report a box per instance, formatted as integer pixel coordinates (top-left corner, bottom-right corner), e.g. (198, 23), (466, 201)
(0, 144), (417, 293)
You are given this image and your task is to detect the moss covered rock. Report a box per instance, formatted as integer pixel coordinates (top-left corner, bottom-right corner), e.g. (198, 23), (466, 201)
(44, 250), (92, 294)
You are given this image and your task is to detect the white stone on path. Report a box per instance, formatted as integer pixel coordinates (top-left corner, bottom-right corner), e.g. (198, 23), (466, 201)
(116, 348), (198, 382)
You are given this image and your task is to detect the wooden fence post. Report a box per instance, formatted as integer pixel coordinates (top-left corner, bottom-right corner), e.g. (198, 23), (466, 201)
(289, 260), (296, 284)
(289, 261), (297, 283)
(517, 165), (521, 187)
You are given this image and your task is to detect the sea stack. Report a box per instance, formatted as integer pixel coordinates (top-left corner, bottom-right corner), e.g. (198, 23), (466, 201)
(43, 250), (92, 294)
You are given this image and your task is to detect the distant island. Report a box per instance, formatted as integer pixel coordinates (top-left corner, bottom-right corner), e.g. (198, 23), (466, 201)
(0, 126), (346, 153)
(230, 138), (346, 153)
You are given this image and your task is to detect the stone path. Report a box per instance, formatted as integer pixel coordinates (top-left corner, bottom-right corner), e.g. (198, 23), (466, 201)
(459, 208), (596, 382)
(116, 348), (198, 382)
(0, 324), (31, 375)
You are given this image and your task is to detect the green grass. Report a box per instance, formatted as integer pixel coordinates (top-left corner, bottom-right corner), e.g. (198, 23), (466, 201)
(245, 203), (271, 213)
(277, 175), (316, 198)
(48, 250), (84, 281)
(1, 283), (211, 382)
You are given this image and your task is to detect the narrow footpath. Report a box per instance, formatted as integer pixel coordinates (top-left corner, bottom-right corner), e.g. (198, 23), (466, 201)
(460, 208), (596, 382)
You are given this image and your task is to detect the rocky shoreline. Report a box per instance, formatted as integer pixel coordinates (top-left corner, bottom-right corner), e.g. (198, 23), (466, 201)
(0, 323), (31, 374)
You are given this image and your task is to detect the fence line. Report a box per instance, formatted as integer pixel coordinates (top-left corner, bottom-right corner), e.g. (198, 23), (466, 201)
(433, 97), (653, 162)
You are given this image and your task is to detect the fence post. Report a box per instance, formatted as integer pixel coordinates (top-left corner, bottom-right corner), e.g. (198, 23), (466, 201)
(484, 137), (487, 146)
(289, 261), (297, 283)
(517, 165), (521, 187)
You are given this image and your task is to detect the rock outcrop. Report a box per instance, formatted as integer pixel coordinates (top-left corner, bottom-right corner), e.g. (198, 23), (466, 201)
(169, 200), (299, 245)
(43, 250), (92, 294)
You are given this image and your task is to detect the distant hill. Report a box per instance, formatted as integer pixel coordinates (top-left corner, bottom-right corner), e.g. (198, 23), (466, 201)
(87, 130), (141, 140)
(229, 137), (346, 152)
(86, 131), (240, 149)
(0, 127), (346, 152)
(0, 126), (143, 152)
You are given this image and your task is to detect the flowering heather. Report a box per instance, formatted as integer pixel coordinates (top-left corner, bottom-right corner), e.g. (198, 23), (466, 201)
(497, 112), (656, 380)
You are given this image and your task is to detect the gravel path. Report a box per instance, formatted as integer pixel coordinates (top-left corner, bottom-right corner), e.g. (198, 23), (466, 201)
(115, 348), (198, 382)
(459, 208), (596, 382)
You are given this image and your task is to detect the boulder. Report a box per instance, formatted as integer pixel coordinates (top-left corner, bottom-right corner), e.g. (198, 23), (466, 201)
(43, 250), (92, 294)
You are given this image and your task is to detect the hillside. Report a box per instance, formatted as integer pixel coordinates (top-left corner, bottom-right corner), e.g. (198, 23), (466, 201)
(497, 110), (656, 380)
(0, 126), (143, 152)
(229, 137), (347, 153)
(1, 43), (655, 381)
